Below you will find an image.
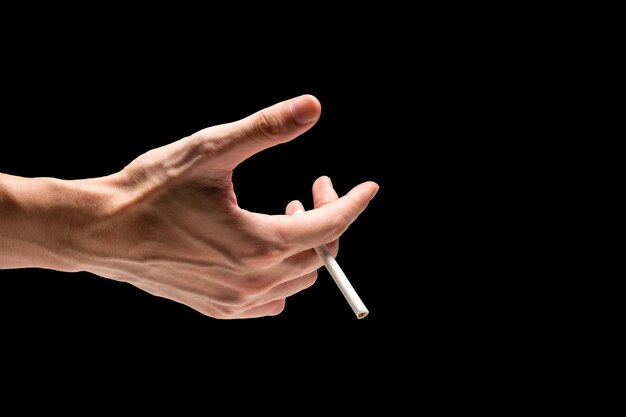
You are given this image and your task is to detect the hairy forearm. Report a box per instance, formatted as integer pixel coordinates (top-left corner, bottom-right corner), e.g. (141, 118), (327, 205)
(0, 173), (113, 271)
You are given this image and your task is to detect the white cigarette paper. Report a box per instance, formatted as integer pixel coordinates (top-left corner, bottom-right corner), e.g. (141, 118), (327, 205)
(294, 210), (369, 319)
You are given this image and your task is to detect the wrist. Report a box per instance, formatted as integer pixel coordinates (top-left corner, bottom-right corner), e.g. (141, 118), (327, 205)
(0, 173), (119, 272)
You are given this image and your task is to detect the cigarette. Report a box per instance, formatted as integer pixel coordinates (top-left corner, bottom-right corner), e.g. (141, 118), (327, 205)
(294, 209), (369, 319)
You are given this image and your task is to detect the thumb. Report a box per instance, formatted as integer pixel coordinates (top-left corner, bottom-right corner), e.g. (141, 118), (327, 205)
(192, 94), (321, 169)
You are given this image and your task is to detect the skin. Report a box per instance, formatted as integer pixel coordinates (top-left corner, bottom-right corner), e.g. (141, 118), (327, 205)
(0, 95), (378, 319)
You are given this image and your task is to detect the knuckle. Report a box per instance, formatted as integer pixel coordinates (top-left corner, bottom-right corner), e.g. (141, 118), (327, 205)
(254, 111), (285, 140)
(240, 248), (277, 269)
(202, 305), (230, 320)
(214, 287), (249, 307)
(209, 310), (229, 320)
(237, 275), (275, 296)
(273, 222), (297, 247)
(237, 236), (286, 270)
(214, 303), (250, 319)
(212, 304), (241, 319)
(199, 295), (248, 319)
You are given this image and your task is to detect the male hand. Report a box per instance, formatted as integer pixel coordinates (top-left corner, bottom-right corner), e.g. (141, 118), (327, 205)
(0, 95), (378, 319)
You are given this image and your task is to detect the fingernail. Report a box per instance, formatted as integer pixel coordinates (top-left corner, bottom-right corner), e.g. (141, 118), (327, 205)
(293, 209), (304, 215)
(289, 96), (319, 125)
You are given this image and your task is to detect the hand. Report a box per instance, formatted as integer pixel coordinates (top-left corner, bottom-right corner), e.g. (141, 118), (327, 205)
(0, 95), (378, 319)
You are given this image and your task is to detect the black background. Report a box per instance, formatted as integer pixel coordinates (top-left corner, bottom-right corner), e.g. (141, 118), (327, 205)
(8, 6), (587, 410)
(0, 27), (424, 371)
(0, 10), (532, 408)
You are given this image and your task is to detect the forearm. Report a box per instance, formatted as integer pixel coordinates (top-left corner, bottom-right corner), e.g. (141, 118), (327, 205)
(0, 173), (113, 271)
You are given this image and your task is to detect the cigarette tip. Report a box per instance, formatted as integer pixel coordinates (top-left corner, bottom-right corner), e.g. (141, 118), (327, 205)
(357, 311), (369, 319)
